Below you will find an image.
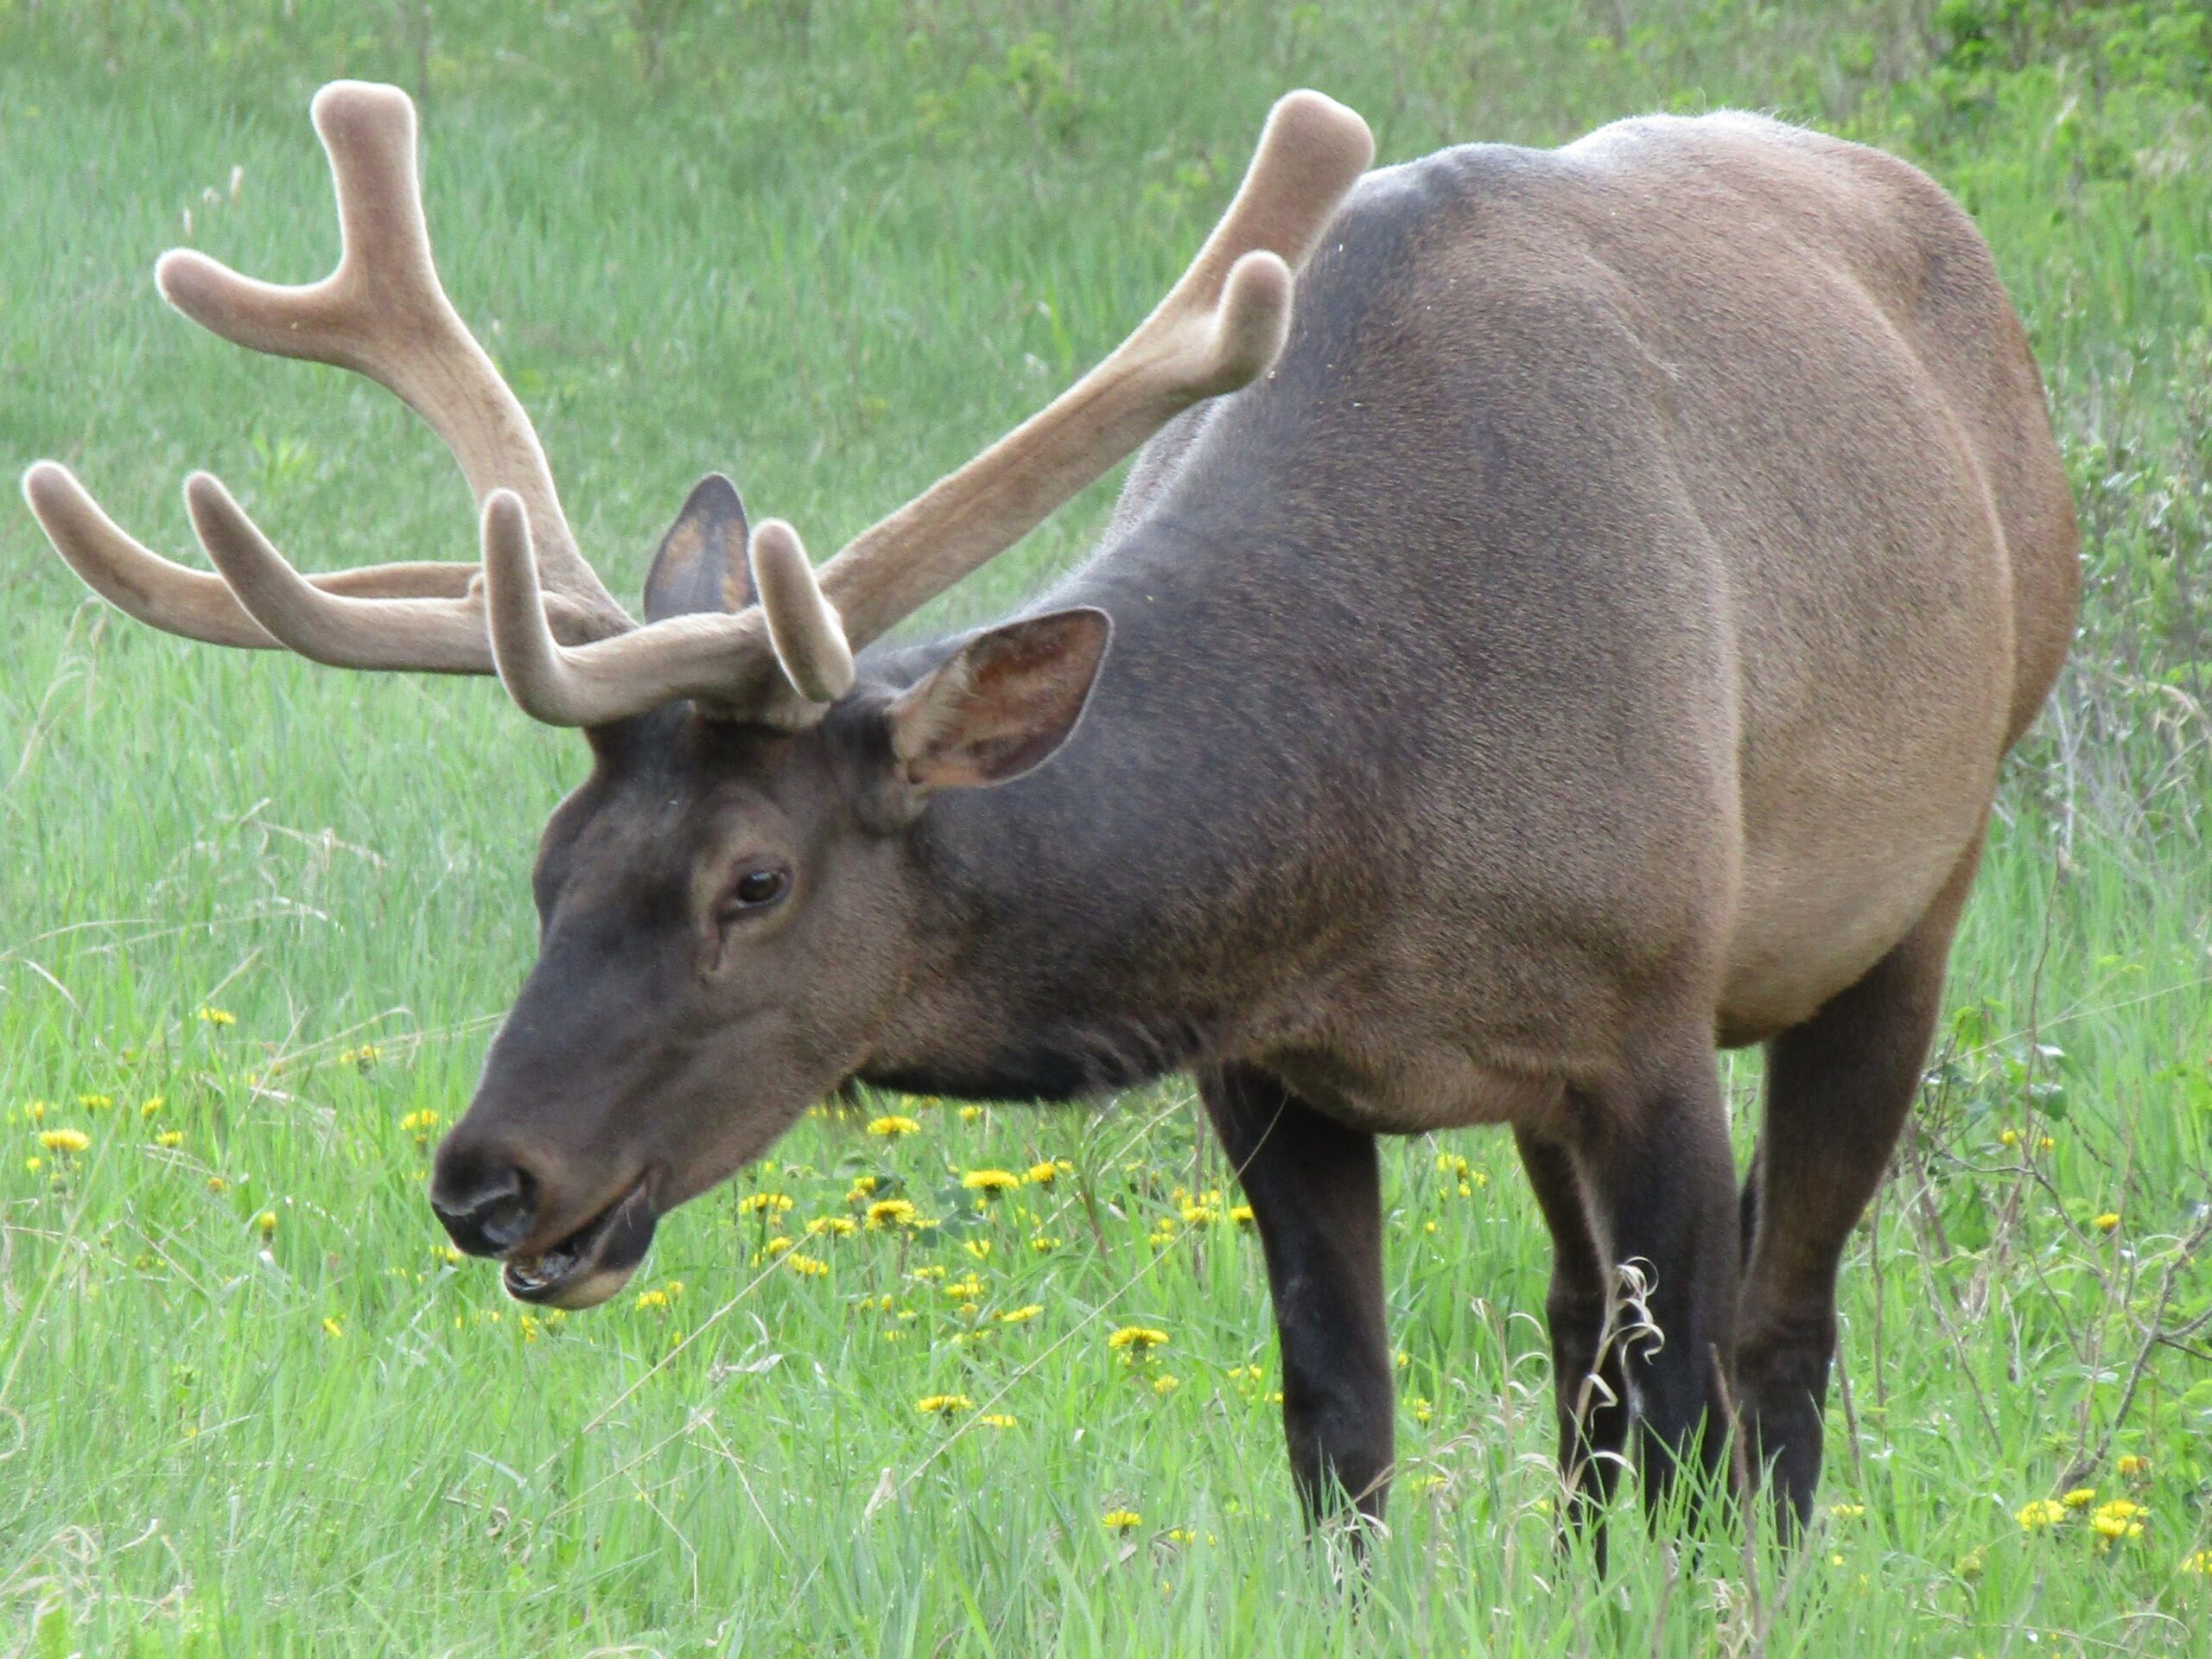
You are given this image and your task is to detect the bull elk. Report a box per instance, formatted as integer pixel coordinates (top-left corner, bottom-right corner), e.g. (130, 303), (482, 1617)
(24, 80), (2076, 1541)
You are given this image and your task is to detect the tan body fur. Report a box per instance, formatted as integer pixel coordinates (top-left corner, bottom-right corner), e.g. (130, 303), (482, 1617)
(1074, 113), (2078, 1141)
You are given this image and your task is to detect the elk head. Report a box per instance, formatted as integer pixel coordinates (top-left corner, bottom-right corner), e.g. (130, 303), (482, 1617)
(22, 80), (1371, 1308)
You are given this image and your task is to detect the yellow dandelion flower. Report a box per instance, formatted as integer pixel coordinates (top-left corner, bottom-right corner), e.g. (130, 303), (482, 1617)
(23, 1156), (41, 1173)
(399, 1109), (440, 1137)
(2091, 1512), (2145, 1541)
(1108, 1325), (1168, 1353)
(1153, 1374), (1180, 1396)
(2017, 1499), (2066, 1531)
(963, 1238), (992, 1260)
(1423, 1219), (1439, 1234)
(1179, 1203), (1218, 1225)
(944, 1275), (985, 1301)
(806, 1214), (858, 1237)
(2063, 1487), (2097, 1509)
(37, 1128), (90, 1154)
(255, 1210), (278, 1238)
(435, 1244), (461, 1266)
(2118, 1454), (2149, 1478)
(634, 1289), (671, 1312)
(207, 1175), (228, 1192)
(1830, 1503), (1866, 1519)
(1026, 1161), (1059, 1186)
(1999, 1128), (2020, 1147)
(140, 1097), (164, 1117)
(997, 1304), (1043, 1325)
(786, 1252), (830, 1276)
(2037, 1135), (2056, 1153)
(2093, 1211), (2120, 1233)
(24, 1101), (49, 1122)
(912, 1265), (947, 1282)
(339, 1043), (383, 1068)
(867, 1116), (921, 1138)
(915, 1393), (973, 1414)
(321, 1316), (344, 1338)
(847, 1174), (880, 1199)
(763, 1236), (793, 1257)
(1408, 1395), (1434, 1425)
(957, 1104), (982, 1123)
(78, 1094), (112, 1110)
(980, 1413), (1017, 1428)
(2183, 1549), (2212, 1576)
(2092, 1497), (2146, 1528)
(739, 1192), (795, 1215)
(1102, 1509), (1142, 1532)
(865, 1198), (923, 1230)
(961, 1168), (1022, 1195)
(196, 1007), (236, 1027)
(155, 1129), (184, 1148)
(1230, 1205), (1255, 1227)
(1030, 1234), (1062, 1252)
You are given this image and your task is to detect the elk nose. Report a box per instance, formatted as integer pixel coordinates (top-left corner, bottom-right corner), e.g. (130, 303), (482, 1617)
(429, 1142), (539, 1257)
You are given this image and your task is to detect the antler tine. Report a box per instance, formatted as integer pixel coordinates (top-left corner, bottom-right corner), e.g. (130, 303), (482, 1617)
(472, 89), (1372, 729)
(480, 491), (812, 728)
(748, 521), (856, 704)
(812, 88), (1374, 651)
(184, 473), (596, 670)
(22, 460), (481, 648)
(158, 81), (623, 623)
(29, 79), (626, 677)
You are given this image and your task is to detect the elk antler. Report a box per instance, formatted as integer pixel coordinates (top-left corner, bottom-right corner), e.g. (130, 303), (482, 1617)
(482, 88), (1374, 727)
(24, 84), (1370, 726)
(23, 79), (628, 672)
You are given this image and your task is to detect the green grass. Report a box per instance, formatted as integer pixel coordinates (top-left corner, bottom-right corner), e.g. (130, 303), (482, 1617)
(3, 3), (2210, 1653)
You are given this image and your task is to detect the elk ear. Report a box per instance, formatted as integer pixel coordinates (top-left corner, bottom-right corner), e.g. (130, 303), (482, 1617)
(642, 474), (753, 621)
(886, 608), (1111, 798)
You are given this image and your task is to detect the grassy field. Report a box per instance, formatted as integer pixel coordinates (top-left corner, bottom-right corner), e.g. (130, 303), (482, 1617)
(3, 2), (2210, 1653)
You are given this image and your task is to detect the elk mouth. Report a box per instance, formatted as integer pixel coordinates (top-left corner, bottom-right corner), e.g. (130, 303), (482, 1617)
(500, 1176), (658, 1310)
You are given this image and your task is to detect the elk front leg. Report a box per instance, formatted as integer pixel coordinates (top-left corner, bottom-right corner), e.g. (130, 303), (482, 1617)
(1200, 1064), (1393, 1529)
(1565, 1039), (1739, 1519)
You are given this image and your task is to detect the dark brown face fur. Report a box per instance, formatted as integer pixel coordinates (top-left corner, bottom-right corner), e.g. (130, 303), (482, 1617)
(429, 708), (912, 1305)
(427, 481), (1112, 1306)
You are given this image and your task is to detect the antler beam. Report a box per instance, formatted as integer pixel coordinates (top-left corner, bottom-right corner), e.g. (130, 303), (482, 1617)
(483, 88), (1374, 727)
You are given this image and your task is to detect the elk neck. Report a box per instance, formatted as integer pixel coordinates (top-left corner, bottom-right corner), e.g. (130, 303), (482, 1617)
(852, 508), (1402, 1105)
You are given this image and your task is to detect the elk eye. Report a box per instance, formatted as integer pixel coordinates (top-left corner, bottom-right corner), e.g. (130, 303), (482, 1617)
(721, 865), (790, 918)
